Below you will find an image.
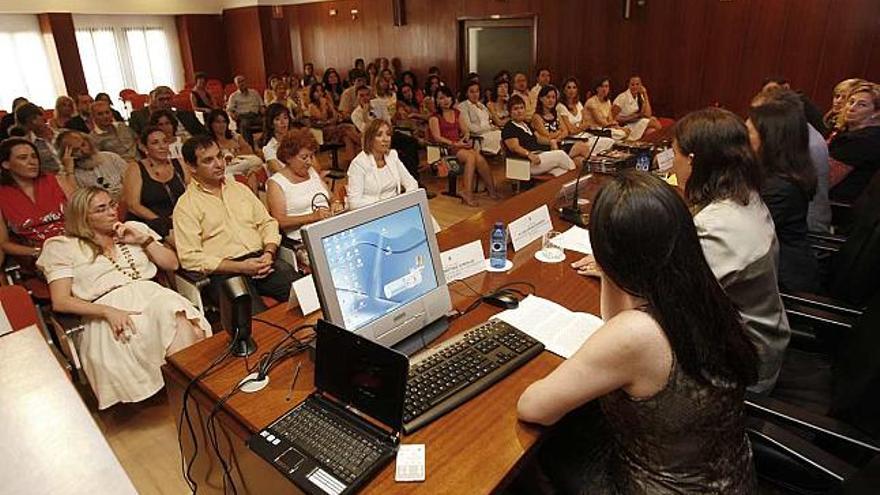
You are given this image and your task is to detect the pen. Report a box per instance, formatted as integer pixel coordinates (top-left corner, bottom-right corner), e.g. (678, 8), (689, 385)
(286, 362), (302, 402)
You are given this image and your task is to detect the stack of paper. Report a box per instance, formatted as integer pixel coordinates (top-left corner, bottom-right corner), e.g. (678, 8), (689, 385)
(492, 295), (603, 358)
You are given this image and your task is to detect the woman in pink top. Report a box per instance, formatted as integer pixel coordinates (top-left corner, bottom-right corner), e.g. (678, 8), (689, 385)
(428, 86), (498, 206)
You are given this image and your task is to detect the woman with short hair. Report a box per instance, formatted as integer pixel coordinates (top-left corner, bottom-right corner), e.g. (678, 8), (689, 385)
(828, 82), (880, 202)
(37, 186), (209, 409)
(502, 95), (575, 177)
(584, 76), (630, 139)
(261, 103), (293, 174)
(823, 78), (867, 133)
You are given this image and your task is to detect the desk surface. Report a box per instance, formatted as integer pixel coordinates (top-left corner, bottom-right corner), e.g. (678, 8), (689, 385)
(165, 169), (612, 494)
(0, 326), (136, 495)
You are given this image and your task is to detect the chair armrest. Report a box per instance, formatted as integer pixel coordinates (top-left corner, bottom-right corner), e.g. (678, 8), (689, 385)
(175, 269), (210, 289)
(4, 262), (23, 285)
(50, 312), (86, 337)
(809, 232), (847, 245)
(782, 291), (864, 318)
(746, 393), (880, 455)
(747, 416), (857, 482)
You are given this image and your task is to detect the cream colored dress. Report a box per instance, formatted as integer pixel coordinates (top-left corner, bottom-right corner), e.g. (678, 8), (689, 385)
(37, 221), (211, 409)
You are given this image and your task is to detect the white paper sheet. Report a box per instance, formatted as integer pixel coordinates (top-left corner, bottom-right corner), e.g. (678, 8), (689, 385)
(492, 295), (603, 358)
(554, 226), (593, 254)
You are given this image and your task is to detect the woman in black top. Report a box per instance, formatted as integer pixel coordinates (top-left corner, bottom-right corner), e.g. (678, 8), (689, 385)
(94, 93), (124, 122)
(189, 72), (215, 114)
(123, 126), (188, 239)
(829, 83), (880, 202)
(502, 95), (575, 177)
(747, 90), (819, 292)
(322, 68), (345, 108)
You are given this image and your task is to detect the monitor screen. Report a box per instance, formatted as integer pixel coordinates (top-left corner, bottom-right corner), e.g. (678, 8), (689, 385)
(320, 203), (438, 330)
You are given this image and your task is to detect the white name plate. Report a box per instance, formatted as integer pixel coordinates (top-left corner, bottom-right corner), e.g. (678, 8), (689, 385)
(441, 240), (486, 282)
(508, 204), (553, 252)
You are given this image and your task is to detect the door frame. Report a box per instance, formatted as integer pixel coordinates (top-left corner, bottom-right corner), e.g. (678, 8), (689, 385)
(458, 14), (538, 86)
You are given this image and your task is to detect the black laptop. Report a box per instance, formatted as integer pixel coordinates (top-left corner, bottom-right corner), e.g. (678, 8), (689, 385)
(248, 319), (409, 494)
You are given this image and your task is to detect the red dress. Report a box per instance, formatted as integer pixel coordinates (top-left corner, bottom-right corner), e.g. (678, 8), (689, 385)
(0, 174), (66, 247)
(436, 109), (463, 142)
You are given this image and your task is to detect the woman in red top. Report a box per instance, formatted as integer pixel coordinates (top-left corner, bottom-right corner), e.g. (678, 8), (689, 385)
(0, 138), (76, 260)
(428, 86), (498, 206)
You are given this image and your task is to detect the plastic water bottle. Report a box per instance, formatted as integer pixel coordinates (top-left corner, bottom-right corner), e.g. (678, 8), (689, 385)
(489, 222), (507, 269)
(636, 151), (651, 172)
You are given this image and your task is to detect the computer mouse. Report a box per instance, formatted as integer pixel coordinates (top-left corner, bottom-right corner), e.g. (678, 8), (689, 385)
(483, 289), (521, 310)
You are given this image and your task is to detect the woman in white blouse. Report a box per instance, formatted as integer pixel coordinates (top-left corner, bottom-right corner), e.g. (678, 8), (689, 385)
(557, 77), (590, 137)
(260, 103), (292, 174)
(458, 81), (502, 154)
(612, 76), (662, 140)
(266, 128), (336, 270)
(36, 186), (209, 409)
(347, 119), (420, 210)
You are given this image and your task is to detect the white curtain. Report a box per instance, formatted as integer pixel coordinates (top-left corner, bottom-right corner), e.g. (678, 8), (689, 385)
(74, 15), (183, 101)
(0, 15), (65, 110)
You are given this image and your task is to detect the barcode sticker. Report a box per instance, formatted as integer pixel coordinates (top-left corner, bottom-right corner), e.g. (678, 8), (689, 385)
(307, 467), (346, 495)
(395, 444), (426, 482)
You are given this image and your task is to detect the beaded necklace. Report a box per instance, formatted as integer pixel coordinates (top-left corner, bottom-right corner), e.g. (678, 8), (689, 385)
(105, 242), (141, 280)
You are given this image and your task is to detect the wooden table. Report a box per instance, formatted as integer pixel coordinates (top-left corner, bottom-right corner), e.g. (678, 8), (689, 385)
(0, 326), (137, 495)
(163, 171), (610, 494)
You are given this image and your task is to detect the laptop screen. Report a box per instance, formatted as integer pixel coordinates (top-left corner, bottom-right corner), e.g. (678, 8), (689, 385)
(315, 319), (408, 431)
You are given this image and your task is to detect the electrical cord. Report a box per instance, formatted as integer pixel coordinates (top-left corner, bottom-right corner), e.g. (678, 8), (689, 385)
(205, 323), (316, 494)
(448, 280), (538, 321)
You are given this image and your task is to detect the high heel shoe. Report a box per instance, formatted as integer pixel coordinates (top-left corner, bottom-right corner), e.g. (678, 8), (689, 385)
(460, 194), (479, 207)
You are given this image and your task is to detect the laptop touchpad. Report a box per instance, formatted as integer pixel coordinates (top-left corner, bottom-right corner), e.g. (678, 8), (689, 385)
(276, 448), (305, 473)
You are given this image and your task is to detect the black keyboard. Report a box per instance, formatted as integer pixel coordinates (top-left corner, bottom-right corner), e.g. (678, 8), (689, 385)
(403, 319), (544, 433)
(269, 398), (388, 484)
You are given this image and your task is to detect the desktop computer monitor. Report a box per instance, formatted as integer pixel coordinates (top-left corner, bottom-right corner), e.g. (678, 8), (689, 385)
(301, 190), (451, 353)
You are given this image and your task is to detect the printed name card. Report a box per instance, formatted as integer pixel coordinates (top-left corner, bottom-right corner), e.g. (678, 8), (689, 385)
(656, 147), (675, 172)
(441, 240), (486, 282)
(508, 204), (553, 252)
(289, 274), (321, 316)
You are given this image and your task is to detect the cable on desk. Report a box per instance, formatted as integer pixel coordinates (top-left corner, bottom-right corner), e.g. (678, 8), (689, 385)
(205, 324), (315, 494)
(177, 328), (238, 493)
(448, 280), (538, 321)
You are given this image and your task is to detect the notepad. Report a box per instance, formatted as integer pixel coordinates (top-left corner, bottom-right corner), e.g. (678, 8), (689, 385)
(491, 295), (603, 359)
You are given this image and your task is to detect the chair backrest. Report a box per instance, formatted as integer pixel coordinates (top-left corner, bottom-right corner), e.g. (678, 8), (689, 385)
(831, 291), (880, 436)
(830, 191), (880, 305)
(0, 285), (39, 334)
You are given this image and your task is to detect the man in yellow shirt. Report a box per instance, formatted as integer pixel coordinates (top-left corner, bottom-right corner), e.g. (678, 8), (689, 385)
(173, 135), (295, 305)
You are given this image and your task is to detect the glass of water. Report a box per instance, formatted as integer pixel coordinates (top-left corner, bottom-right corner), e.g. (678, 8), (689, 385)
(541, 231), (565, 262)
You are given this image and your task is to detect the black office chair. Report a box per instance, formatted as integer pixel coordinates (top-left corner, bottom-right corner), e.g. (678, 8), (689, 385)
(747, 291), (880, 493)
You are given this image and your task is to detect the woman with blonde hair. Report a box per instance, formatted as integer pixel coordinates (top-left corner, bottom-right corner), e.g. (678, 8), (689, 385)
(824, 78), (867, 133)
(347, 119), (420, 209)
(49, 96), (77, 132)
(37, 186), (210, 409)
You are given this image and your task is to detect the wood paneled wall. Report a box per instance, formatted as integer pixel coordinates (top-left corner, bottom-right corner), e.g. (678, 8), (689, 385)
(176, 14), (229, 84)
(38, 13), (88, 97)
(276, 0), (880, 118)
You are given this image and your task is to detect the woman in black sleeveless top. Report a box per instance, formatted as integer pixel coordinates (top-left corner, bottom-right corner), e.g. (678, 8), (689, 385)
(124, 126), (188, 238)
(518, 171), (759, 494)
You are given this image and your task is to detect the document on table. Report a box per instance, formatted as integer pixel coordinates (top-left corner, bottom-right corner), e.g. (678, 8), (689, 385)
(492, 295), (603, 358)
(554, 226), (593, 254)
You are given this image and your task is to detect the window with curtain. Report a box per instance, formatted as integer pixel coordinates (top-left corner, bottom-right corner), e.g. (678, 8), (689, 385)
(0, 16), (64, 111)
(74, 17), (181, 101)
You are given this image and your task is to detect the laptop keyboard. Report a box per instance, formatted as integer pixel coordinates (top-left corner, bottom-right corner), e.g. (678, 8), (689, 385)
(403, 319), (544, 433)
(271, 399), (386, 484)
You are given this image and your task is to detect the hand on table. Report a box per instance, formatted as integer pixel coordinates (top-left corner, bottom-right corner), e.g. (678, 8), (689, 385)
(571, 254), (601, 277)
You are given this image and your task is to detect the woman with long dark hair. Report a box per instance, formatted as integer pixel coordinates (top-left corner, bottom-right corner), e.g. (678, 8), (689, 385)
(519, 171), (758, 493)
(669, 107), (790, 393)
(748, 90), (819, 292)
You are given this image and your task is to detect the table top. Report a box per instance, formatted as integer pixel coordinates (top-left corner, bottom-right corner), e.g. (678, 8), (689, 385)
(166, 171), (610, 494)
(0, 326), (137, 495)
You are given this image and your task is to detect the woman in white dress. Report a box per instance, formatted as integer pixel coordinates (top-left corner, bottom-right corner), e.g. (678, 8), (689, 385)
(347, 119), (420, 210)
(37, 186), (210, 409)
(261, 103), (292, 174)
(267, 128), (337, 270)
(557, 77), (590, 137)
(458, 81), (502, 155)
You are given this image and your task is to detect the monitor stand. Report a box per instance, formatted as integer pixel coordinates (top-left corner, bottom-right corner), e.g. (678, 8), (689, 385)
(392, 316), (449, 357)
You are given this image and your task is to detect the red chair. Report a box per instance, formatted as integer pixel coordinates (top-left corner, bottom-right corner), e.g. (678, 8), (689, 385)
(0, 284), (39, 334)
(129, 94), (149, 111)
(172, 91), (193, 112)
(119, 88), (138, 102)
